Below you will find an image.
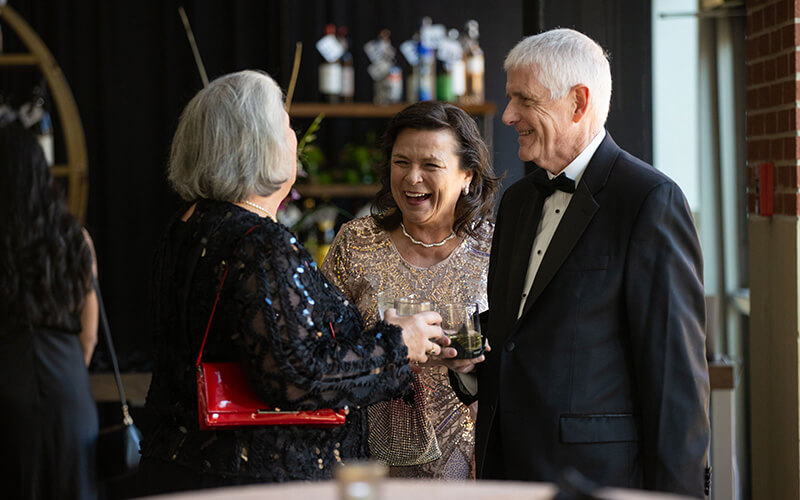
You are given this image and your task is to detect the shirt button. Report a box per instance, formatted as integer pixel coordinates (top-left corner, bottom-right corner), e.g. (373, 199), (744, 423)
(505, 341), (516, 352)
(537, 249), (542, 255)
(555, 209), (560, 214)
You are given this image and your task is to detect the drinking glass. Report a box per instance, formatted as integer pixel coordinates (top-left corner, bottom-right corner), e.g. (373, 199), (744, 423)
(376, 291), (395, 321)
(394, 295), (433, 316)
(438, 303), (483, 359)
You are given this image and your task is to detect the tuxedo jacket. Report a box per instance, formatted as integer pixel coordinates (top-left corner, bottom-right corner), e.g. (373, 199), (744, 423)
(457, 133), (710, 497)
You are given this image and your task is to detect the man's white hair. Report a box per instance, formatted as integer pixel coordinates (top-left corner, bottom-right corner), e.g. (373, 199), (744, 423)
(504, 28), (612, 126)
(168, 70), (293, 202)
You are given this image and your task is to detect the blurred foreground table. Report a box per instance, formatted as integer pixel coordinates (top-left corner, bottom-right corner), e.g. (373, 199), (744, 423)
(143, 478), (693, 500)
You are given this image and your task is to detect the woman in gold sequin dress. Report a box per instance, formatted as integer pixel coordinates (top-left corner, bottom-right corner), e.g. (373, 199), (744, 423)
(322, 102), (500, 479)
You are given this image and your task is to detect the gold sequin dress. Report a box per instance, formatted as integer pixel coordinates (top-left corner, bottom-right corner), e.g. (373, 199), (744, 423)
(321, 216), (492, 479)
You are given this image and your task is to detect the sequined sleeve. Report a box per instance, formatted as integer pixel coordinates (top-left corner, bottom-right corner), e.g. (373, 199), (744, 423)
(229, 223), (412, 411)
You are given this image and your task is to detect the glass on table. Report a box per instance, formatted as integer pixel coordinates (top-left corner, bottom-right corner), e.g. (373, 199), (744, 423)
(394, 295), (433, 316)
(438, 303), (484, 358)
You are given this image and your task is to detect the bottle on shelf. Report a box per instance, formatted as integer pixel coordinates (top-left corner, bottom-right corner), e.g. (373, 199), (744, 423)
(448, 29), (466, 100)
(417, 43), (435, 102)
(436, 58), (455, 102)
(417, 17), (436, 102)
(369, 29), (402, 105)
(404, 38), (419, 103)
(461, 20), (485, 105)
(381, 66), (403, 104)
(338, 26), (355, 103)
(317, 24), (343, 103)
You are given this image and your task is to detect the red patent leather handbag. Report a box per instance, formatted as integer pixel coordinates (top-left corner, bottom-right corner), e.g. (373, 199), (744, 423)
(194, 226), (347, 429)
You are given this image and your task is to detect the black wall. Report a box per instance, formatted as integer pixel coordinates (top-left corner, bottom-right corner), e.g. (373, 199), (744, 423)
(524, 0), (653, 170)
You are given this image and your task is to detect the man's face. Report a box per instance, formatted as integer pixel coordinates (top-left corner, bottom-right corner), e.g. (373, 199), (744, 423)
(502, 66), (582, 174)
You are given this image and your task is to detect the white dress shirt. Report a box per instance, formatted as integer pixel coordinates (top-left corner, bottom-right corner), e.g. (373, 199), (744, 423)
(454, 130), (607, 397)
(517, 129), (606, 318)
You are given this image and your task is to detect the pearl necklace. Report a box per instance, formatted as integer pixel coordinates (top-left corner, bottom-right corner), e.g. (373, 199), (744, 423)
(241, 200), (276, 221)
(400, 222), (456, 248)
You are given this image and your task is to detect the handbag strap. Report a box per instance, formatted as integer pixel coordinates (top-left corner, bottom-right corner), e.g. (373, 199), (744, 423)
(194, 224), (259, 368)
(92, 275), (134, 426)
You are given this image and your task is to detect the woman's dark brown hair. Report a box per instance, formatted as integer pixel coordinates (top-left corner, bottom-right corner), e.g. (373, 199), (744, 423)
(0, 123), (92, 331)
(371, 101), (500, 238)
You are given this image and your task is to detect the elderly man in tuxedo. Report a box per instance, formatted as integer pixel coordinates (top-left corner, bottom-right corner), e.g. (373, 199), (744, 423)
(445, 28), (711, 498)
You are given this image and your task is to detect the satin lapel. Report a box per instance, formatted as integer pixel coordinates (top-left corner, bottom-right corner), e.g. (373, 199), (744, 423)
(506, 183), (546, 315)
(518, 132), (620, 317)
(521, 180), (598, 316)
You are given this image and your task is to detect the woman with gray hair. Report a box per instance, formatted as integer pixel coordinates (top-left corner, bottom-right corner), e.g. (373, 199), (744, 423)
(137, 70), (446, 493)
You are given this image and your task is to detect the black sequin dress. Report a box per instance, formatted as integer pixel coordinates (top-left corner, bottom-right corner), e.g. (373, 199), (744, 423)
(139, 200), (413, 488)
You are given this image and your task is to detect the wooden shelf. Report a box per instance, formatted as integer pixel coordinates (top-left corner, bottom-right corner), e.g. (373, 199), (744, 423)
(289, 101), (496, 118)
(294, 183), (380, 198)
(0, 52), (38, 66)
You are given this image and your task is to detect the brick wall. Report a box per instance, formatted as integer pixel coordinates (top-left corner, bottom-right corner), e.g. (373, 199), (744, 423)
(747, 0), (799, 215)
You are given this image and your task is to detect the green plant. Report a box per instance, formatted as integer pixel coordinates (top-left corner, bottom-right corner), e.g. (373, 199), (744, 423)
(296, 113), (325, 181)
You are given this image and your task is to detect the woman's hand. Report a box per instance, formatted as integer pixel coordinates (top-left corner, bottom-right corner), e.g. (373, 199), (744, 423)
(385, 308), (447, 365)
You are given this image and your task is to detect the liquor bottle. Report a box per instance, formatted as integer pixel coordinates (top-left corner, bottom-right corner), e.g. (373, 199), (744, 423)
(436, 59), (456, 102)
(318, 24), (342, 103)
(372, 30), (403, 104)
(417, 17), (436, 102)
(384, 66), (403, 103)
(338, 26), (355, 103)
(461, 20), (485, 105)
(448, 29), (466, 100)
(417, 44), (435, 102)
(405, 38), (419, 103)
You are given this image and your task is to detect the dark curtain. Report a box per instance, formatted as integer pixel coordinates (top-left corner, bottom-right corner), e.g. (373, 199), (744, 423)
(3, 0), (291, 370)
(523, 0), (653, 168)
(4, 0), (523, 370)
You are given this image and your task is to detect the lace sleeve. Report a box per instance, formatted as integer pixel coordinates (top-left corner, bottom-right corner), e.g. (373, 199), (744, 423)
(230, 224), (411, 411)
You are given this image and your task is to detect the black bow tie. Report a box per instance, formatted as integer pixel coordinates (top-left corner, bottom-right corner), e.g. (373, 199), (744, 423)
(532, 168), (576, 197)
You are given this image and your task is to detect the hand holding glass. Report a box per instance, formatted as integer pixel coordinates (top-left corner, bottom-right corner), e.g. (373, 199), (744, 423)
(439, 304), (484, 359)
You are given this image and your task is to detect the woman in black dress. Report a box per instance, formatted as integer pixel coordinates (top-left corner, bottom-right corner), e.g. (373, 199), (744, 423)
(0, 123), (99, 500)
(137, 70), (446, 493)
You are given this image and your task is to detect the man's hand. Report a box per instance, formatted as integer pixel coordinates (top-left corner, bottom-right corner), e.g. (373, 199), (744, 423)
(436, 339), (491, 373)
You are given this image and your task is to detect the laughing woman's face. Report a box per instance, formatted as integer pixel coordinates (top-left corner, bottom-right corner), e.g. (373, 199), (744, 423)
(389, 128), (472, 232)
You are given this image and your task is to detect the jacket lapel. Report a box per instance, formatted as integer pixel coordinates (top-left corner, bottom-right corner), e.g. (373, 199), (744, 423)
(506, 177), (546, 316)
(520, 132), (621, 317)
(521, 181), (598, 315)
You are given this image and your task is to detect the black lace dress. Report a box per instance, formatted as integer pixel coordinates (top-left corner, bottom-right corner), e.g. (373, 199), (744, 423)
(139, 199), (413, 489)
